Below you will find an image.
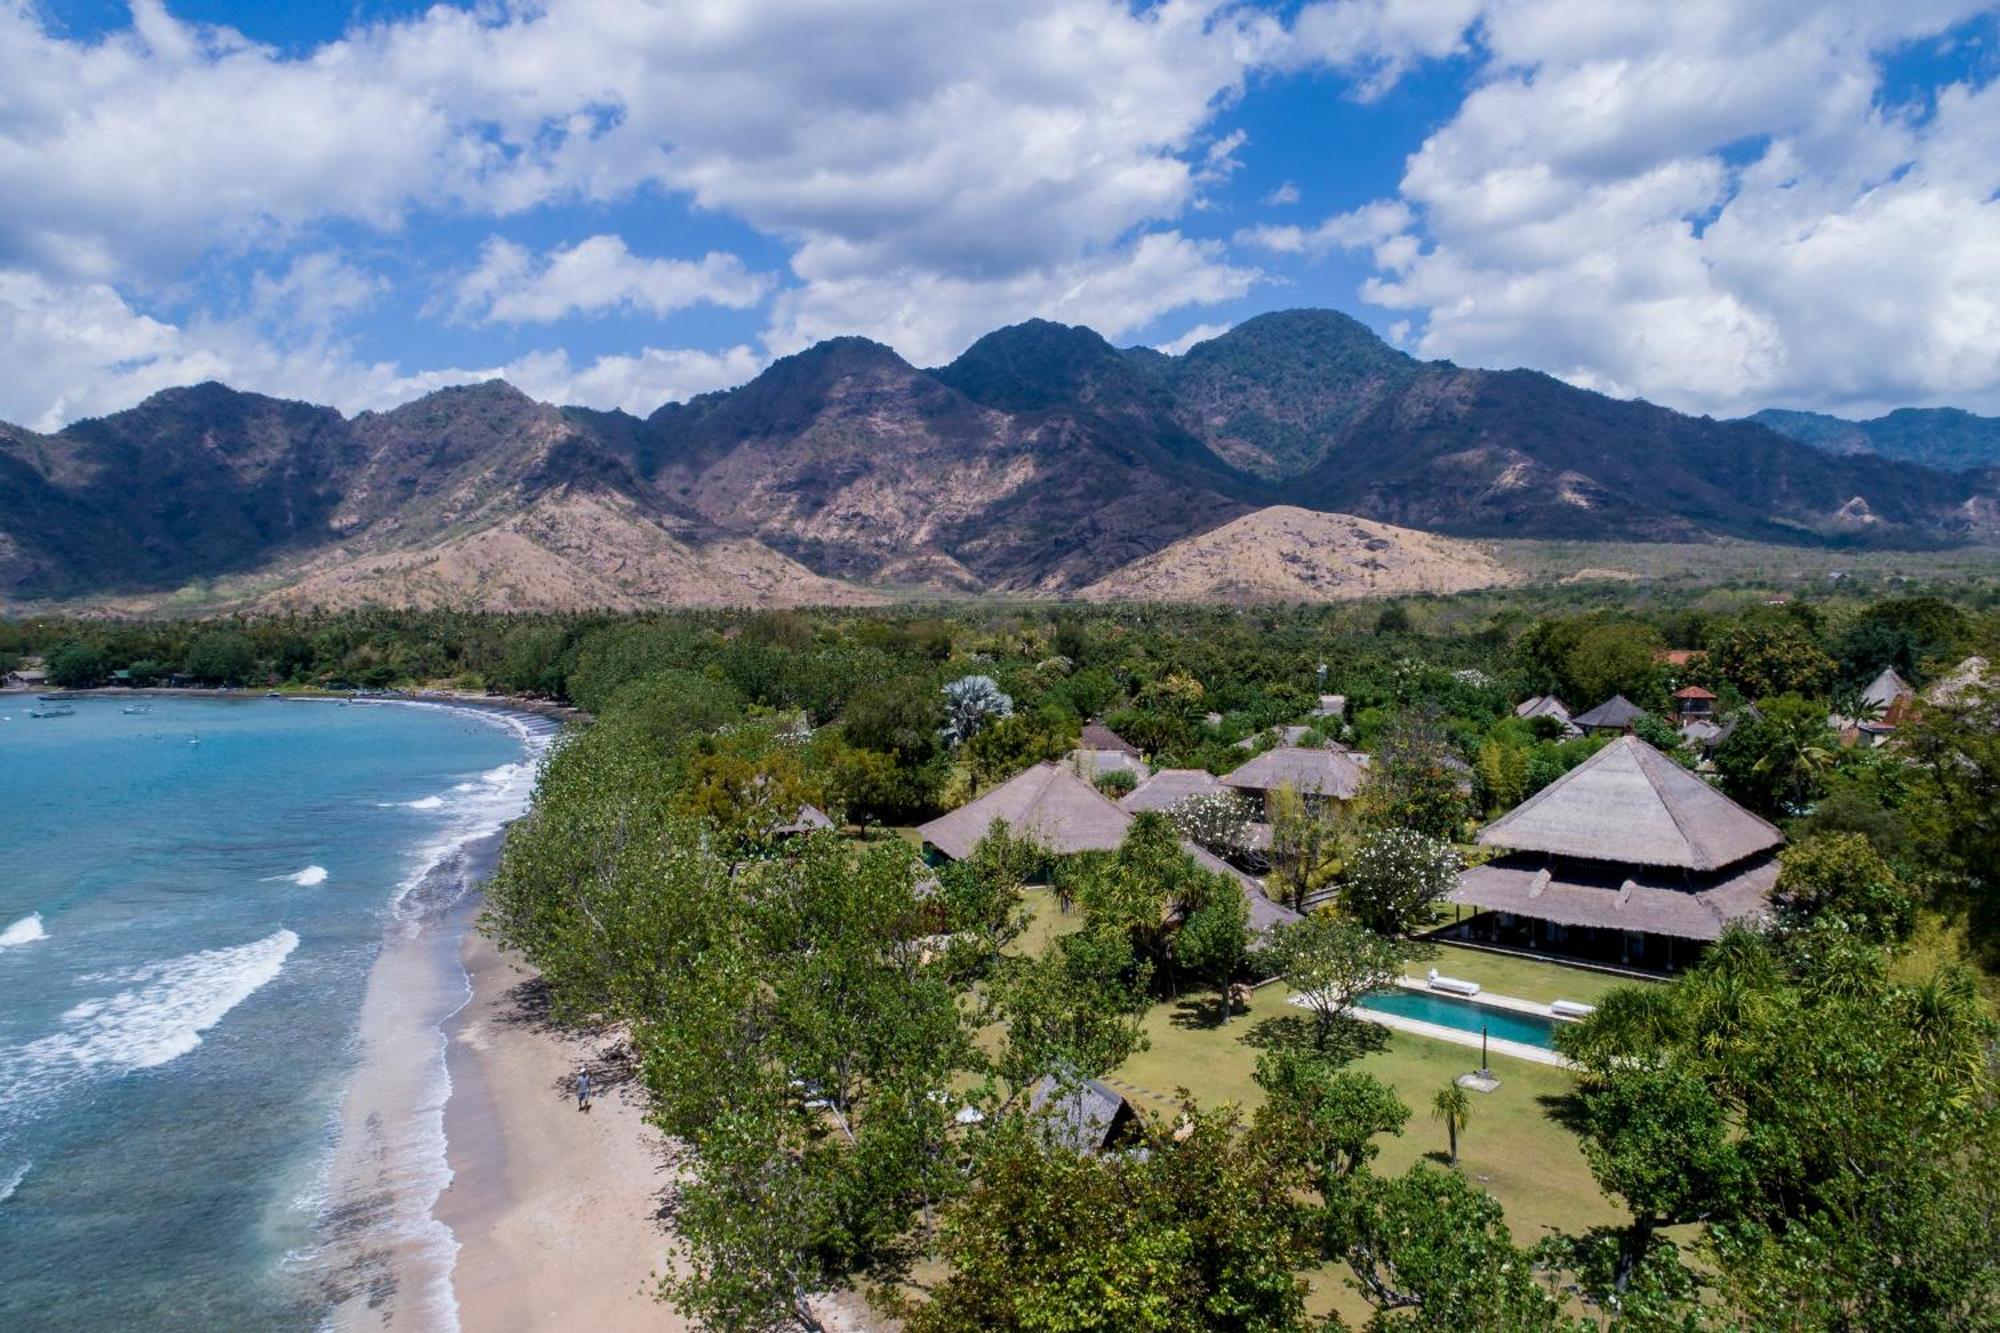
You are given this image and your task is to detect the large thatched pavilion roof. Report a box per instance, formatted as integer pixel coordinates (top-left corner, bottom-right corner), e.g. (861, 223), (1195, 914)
(917, 762), (1130, 861)
(1120, 767), (1224, 813)
(1477, 735), (1782, 872)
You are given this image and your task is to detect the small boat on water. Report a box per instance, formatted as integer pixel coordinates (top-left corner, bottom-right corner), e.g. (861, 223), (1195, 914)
(28, 704), (75, 719)
(122, 704), (153, 715)
(37, 692), (79, 702)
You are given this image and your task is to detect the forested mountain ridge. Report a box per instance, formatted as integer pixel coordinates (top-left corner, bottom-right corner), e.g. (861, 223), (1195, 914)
(3, 310), (1996, 608)
(1747, 405), (2000, 473)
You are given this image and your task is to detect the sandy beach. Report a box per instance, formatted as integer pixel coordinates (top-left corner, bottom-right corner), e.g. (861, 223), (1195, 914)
(437, 928), (682, 1333)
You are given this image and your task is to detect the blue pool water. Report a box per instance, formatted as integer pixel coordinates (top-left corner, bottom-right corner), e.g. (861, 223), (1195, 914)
(1356, 988), (1560, 1049)
(0, 695), (549, 1330)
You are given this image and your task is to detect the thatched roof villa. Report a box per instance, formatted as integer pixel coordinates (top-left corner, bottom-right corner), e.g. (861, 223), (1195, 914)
(1119, 767), (1223, 813)
(1027, 1075), (1139, 1155)
(1446, 735), (1782, 970)
(917, 762), (1299, 933)
(1571, 694), (1648, 734)
(1515, 694), (1581, 737)
(1220, 746), (1367, 806)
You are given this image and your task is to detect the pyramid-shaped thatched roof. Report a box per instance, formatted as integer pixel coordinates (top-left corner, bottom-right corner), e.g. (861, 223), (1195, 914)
(1477, 735), (1781, 871)
(1079, 720), (1142, 756)
(919, 763), (1302, 932)
(1861, 667), (1915, 710)
(1220, 746), (1367, 800)
(1120, 767), (1224, 813)
(917, 762), (1133, 861)
(1571, 694), (1647, 730)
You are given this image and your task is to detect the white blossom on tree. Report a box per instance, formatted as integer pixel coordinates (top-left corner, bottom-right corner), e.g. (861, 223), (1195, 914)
(1338, 827), (1463, 937)
(1170, 791), (1254, 857)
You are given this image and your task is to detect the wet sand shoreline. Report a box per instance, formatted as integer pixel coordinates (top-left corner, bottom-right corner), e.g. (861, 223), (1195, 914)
(437, 927), (681, 1332)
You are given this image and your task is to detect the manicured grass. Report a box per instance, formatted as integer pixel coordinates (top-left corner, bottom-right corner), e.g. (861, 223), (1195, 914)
(983, 890), (1629, 1323)
(1108, 984), (1617, 1233)
(1107, 980), (1625, 1325)
(1008, 884), (1084, 959)
(1413, 941), (1654, 1007)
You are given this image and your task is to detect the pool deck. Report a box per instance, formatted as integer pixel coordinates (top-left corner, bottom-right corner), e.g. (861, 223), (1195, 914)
(1394, 976), (1589, 1022)
(1290, 984), (1579, 1069)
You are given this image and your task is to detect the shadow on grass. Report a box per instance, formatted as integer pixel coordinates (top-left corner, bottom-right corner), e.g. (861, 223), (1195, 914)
(1537, 1089), (1592, 1135)
(1242, 1012), (1391, 1064)
(1167, 996), (1232, 1031)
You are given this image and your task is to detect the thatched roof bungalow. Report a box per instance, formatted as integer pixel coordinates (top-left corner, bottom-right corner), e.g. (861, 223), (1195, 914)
(1072, 719), (1147, 779)
(1120, 767), (1224, 813)
(770, 804), (835, 837)
(1079, 721), (1141, 757)
(918, 763), (1131, 861)
(1220, 746), (1367, 805)
(1447, 735), (1782, 969)
(1515, 694), (1581, 737)
(917, 762), (1300, 934)
(1027, 1075), (1140, 1154)
(1571, 694), (1648, 734)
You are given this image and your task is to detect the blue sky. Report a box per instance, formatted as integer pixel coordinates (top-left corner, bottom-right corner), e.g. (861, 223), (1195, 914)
(2, 1), (1996, 430)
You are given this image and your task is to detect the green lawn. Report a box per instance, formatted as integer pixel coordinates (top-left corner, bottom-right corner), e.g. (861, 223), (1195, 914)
(1107, 980), (1625, 1323)
(1108, 983), (1619, 1237)
(1412, 941), (1653, 1007)
(980, 890), (1632, 1323)
(1009, 884), (1084, 959)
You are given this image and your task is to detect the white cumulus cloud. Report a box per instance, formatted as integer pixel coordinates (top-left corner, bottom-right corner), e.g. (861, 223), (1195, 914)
(450, 236), (773, 325)
(1280, 0), (2000, 416)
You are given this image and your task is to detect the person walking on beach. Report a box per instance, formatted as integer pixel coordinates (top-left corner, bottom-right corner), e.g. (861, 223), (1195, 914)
(576, 1064), (592, 1113)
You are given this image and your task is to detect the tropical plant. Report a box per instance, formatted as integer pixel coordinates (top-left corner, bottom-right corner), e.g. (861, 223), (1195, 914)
(939, 674), (1013, 747)
(1339, 827), (1462, 937)
(1261, 916), (1406, 1051)
(1431, 1084), (1471, 1167)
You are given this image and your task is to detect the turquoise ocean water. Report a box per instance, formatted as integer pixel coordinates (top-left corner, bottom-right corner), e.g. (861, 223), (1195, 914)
(0, 696), (549, 1330)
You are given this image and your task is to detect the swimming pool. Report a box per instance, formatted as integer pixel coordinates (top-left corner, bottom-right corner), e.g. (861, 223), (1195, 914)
(1355, 988), (1560, 1050)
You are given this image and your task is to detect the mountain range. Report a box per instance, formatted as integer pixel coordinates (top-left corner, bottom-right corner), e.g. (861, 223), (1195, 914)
(3, 310), (1996, 611)
(1745, 407), (2000, 473)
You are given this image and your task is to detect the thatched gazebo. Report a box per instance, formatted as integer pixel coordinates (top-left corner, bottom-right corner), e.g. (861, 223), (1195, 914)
(1446, 735), (1783, 971)
(1571, 694), (1649, 734)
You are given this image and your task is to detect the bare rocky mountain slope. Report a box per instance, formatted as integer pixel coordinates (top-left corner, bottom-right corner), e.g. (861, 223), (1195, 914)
(2, 310), (1994, 610)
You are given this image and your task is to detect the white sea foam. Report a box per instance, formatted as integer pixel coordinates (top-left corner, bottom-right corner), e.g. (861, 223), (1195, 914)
(0, 929), (299, 1123)
(262, 866), (329, 887)
(307, 702), (551, 1332)
(380, 710), (551, 929)
(0, 1161), (28, 1203)
(0, 913), (47, 949)
(405, 795), (446, 811)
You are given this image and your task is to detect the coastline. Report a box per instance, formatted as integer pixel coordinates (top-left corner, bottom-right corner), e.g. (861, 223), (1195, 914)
(303, 695), (573, 1331)
(436, 928), (681, 1333)
(14, 683), (590, 728)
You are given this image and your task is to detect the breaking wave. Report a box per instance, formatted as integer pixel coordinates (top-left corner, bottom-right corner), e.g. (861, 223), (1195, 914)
(0, 913), (47, 949)
(0, 930), (299, 1123)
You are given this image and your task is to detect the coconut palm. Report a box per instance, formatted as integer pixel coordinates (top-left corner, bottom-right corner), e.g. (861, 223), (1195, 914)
(1432, 1084), (1471, 1166)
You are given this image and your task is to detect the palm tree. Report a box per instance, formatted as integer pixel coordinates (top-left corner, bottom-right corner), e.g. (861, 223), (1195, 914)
(1432, 1084), (1471, 1166)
